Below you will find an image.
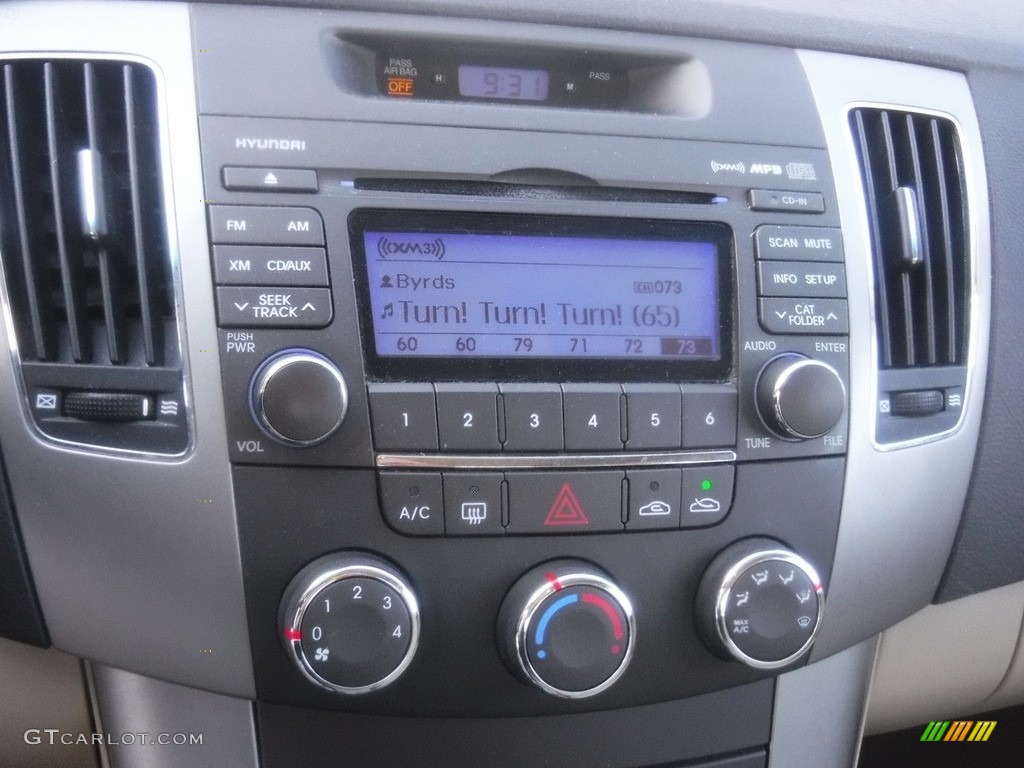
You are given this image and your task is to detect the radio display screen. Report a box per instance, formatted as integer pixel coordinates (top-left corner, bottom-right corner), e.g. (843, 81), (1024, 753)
(350, 211), (733, 381)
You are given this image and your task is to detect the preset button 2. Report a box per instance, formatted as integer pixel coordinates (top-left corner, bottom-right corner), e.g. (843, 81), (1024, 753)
(435, 384), (500, 451)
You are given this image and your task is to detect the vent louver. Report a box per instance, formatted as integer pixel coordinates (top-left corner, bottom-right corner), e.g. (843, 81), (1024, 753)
(850, 108), (969, 370)
(0, 59), (176, 368)
(0, 58), (186, 455)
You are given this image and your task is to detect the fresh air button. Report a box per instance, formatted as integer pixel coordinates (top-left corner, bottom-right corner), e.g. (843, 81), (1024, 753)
(368, 383), (438, 451)
(443, 472), (505, 536)
(208, 205), (324, 246)
(506, 471), (624, 534)
(217, 286), (332, 328)
(748, 190), (826, 214)
(213, 245), (329, 287)
(759, 298), (848, 335)
(626, 469), (681, 530)
(500, 384), (563, 452)
(435, 384), (500, 452)
(757, 261), (847, 299)
(755, 225), (844, 262)
(379, 472), (444, 536)
(222, 167), (318, 193)
(562, 384), (623, 451)
(680, 465), (734, 528)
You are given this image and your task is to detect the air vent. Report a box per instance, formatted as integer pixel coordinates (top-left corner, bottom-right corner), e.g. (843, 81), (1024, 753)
(0, 59), (175, 367)
(850, 107), (971, 444)
(0, 59), (186, 454)
(850, 108), (968, 370)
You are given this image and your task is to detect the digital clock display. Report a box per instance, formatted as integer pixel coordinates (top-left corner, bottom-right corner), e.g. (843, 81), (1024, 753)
(457, 65), (550, 101)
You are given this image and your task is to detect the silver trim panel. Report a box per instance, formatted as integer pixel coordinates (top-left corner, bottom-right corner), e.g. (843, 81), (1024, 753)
(0, 1), (254, 697)
(377, 449), (736, 470)
(797, 51), (990, 659)
(93, 664), (259, 768)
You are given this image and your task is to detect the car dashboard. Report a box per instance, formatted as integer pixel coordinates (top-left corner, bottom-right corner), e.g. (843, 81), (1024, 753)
(0, 1), (1022, 767)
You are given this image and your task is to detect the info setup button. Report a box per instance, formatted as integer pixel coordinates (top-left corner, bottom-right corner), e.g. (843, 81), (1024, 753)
(217, 287), (333, 328)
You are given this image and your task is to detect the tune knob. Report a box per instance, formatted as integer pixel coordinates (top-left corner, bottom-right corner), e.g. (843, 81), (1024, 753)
(250, 349), (348, 446)
(498, 560), (635, 699)
(695, 538), (824, 669)
(755, 354), (845, 440)
(279, 552), (421, 694)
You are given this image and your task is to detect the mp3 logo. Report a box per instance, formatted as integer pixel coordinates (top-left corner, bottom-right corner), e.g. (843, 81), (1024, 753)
(749, 163), (783, 175)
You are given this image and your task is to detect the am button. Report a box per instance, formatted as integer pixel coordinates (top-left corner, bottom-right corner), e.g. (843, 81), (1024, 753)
(208, 205), (324, 246)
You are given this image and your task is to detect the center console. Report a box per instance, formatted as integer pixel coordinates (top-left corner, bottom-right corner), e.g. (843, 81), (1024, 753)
(195, 8), (858, 763)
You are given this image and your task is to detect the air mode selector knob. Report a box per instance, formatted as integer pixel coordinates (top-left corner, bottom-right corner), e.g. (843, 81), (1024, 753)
(498, 560), (635, 699)
(695, 538), (824, 669)
(279, 552), (421, 694)
(250, 349), (348, 447)
(755, 354), (845, 440)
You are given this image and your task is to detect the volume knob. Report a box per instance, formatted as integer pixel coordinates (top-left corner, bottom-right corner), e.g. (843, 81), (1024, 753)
(250, 349), (348, 447)
(755, 354), (845, 440)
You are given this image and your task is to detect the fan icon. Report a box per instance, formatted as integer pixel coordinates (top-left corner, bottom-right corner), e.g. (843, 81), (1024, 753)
(314, 647), (330, 661)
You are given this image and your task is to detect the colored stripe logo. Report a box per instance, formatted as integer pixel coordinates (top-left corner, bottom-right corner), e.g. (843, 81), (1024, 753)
(920, 721), (996, 742)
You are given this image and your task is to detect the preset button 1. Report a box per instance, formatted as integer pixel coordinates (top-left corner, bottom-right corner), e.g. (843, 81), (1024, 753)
(368, 384), (438, 451)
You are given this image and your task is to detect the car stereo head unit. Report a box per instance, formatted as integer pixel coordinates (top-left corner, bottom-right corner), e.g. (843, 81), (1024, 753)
(349, 210), (734, 382)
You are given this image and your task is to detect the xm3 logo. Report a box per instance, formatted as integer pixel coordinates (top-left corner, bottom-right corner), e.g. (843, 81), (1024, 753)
(376, 237), (446, 260)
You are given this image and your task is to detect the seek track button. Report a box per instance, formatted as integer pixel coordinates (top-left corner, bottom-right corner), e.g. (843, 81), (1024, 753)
(217, 287), (333, 328)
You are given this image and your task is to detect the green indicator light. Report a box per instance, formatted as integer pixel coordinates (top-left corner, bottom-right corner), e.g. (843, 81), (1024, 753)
(701, 479), (713, 492)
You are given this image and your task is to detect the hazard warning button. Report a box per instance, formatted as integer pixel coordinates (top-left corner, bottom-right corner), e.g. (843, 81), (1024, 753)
(505, 472), (625, 534)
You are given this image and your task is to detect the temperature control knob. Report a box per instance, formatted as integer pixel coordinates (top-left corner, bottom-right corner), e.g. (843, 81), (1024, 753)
(755, 354), (845, 440)
(250, 349), (348, 447)
(498, 560), (635, 699)
(279, 552), (420, 694)
(696, 538), (824, 669)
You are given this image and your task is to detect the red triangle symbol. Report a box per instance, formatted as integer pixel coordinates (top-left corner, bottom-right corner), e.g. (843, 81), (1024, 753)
(544, 483), (590, 526)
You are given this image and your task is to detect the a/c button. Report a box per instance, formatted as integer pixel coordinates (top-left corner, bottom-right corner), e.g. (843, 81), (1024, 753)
(379, 472), (444, 536)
